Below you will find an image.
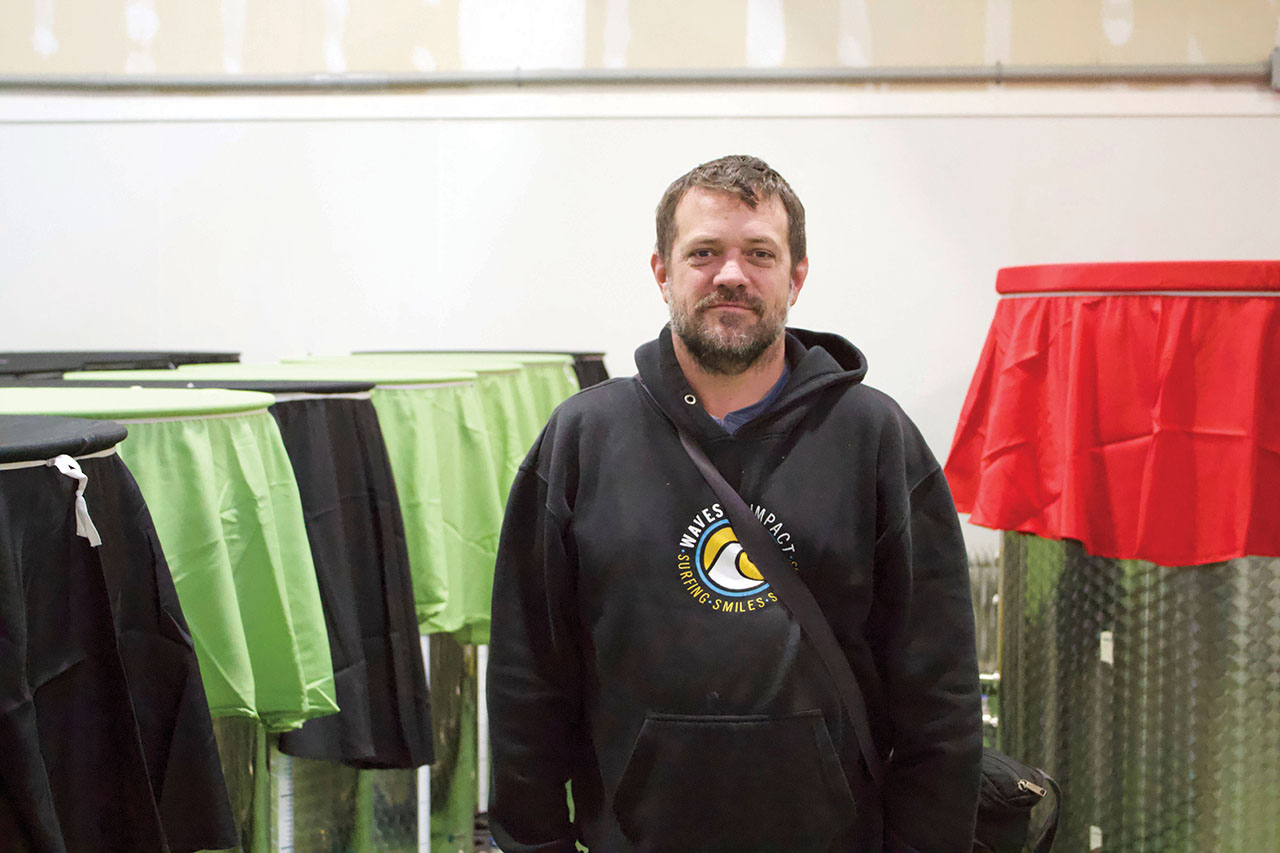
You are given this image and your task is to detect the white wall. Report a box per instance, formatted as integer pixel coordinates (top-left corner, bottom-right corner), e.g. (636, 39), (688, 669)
(3, 86), (1279, 554)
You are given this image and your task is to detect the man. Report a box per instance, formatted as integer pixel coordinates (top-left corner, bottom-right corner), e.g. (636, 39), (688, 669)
(488, 155), (981, 852)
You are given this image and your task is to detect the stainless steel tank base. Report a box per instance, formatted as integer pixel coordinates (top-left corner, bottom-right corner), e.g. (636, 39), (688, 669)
(999, 532), (1280, 852)
(210, 716), (271, 853)
(207, 632), (480, 852)
(430, 633), (480, 853)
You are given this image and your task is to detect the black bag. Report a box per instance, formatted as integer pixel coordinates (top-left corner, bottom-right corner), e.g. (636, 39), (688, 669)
(667, 412), (1062, 853)
(974, 747), (1060, 853)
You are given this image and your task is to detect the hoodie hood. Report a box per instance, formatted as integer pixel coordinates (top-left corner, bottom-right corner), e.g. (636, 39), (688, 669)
(634, 325), (868, 440)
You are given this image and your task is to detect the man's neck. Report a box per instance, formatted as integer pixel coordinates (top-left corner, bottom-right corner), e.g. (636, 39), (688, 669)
(671, 332), (788, 420)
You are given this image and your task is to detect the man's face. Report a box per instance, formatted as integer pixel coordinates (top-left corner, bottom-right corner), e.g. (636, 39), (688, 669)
(652, 187), (808, 375)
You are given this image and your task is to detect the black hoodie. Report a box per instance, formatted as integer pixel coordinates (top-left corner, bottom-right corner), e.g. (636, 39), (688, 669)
(488, 327), (981, 852)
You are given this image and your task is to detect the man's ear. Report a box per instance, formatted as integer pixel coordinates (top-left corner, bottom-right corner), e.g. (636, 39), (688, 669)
(651, 252), (670, 303)
(789, 257), (809, 305)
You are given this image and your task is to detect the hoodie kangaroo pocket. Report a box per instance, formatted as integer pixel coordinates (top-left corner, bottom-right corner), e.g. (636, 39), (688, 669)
(612, 710), (855, 852)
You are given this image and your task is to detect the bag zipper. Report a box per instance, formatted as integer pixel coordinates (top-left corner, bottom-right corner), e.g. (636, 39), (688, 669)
(1017, 778), (1047, 798)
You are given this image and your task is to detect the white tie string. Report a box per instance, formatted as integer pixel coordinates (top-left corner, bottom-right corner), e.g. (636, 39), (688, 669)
(47, 454), (103, 547)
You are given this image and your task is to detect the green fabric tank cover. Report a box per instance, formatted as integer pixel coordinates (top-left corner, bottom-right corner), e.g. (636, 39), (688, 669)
(0, 385), (276, 419)
(67, 363), (496, 638)
(71, 361), (505, 642)
(293, 352), (580, 440)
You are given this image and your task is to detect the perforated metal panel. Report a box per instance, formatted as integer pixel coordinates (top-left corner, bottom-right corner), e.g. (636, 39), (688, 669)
(280, 757), (419, 853)
(999, 533), (1280, 852)
(284, 756), (360, 852)
(366, 769), (420, 851)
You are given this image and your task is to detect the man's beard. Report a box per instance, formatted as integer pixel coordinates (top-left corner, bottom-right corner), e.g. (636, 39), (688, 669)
(670, 288), (788, 376)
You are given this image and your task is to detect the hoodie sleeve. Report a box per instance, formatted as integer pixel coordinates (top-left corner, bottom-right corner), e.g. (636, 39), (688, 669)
(487, 432), (584, 853)
(874, 413), (983, 852)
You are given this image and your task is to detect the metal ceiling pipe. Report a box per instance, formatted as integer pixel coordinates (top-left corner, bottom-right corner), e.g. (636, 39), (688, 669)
(0, 50), (1276, 93)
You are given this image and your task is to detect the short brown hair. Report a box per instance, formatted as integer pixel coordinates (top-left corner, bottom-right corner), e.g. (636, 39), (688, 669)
(655, 154), (806, 272)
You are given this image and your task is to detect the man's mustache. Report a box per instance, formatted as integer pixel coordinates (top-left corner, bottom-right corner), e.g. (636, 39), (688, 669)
(694, 293), (765, 315)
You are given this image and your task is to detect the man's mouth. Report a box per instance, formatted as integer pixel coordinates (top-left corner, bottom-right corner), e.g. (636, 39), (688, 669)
(699, 298), (762, 316)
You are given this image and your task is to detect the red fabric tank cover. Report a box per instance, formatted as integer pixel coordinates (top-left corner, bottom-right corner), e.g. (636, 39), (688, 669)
(945, 261), (1280, 566)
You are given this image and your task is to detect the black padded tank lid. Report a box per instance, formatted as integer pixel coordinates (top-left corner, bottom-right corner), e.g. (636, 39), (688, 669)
(0, 351), (240, 377)
(0, 414), (128, 463)
(3, 377), (377, 395)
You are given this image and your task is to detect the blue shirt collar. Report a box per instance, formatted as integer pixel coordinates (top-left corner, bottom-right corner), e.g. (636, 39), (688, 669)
(712, 363), (791, 435)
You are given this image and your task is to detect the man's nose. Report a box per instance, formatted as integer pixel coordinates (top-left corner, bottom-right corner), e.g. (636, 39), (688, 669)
(713, 254), (749, 287)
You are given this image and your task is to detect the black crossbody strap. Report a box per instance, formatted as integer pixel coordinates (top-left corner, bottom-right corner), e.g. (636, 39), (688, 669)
(1032, 775), (1061, 853)
(674, 428), (886, 789)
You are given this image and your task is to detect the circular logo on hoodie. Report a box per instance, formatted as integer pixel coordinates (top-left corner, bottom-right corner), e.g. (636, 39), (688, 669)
(675, 503), (797, 612)
(697, 519), (765, 596)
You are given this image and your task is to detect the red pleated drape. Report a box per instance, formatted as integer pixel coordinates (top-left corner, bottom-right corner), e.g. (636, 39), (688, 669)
(945, 261), (1280, 565)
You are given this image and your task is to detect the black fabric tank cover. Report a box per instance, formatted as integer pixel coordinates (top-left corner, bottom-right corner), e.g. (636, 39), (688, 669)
(570, 353), (610, 389)
(271, 396), (435, 769)
(1, 420), (236, 852)
(84, 453), (239, 851)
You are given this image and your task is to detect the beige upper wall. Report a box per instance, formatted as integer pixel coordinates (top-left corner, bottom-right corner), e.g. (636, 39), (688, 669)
(2, 0), (1277, 75)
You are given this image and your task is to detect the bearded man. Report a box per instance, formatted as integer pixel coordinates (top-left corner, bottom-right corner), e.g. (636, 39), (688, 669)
(487, 155), (982, 852)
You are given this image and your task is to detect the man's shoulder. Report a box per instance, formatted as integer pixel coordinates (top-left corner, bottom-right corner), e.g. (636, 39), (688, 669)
(823, 380), (910, 426)
(816, 381), (938, 467)
(554, 376), (642, 420)
(539, 376), (650, 443)
(523, 376), (652, 479)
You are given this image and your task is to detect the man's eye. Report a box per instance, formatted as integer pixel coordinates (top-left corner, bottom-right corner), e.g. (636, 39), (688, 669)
(751, 250), (775, 260)
(691, 249), (714, 259)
